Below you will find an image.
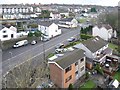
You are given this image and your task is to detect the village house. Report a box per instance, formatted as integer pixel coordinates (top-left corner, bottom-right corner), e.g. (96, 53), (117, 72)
(48, 49), (86, 88)
(59, 12), (69, 18)
(50, 11), (61, 20)
(58, 18), (78, 28)
(92, 24), (117, 41)
(73, 36), (112, 69)
(0, 25), (17, 41)
(2, 4), (32, 19)
(38, 21), (62, 40)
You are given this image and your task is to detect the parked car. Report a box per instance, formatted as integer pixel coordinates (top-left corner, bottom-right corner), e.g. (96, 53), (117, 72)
(55, 48), (64, 53)
(55, 43), (64, 49)
(31, 40), (37, 45)
(67, 37), (75, 42)
(13, 40), (28, 48)
(42, 37), (50, 42)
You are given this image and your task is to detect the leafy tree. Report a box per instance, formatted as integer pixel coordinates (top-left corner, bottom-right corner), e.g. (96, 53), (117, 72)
(34, 31), (42, 37)
(69, 12), (75, 17)
(80, 34), (93, 40)
(28, 32), (34, 37)
(41, 10), (50, 18)
(95, 63), (104, 75)
(28, 30), (45, 41)
(98, 11), (118, 30)
(85, 72), (89, 79)
(28, 23), (38, 28)
(91, 7), (97, 12)
(81, 27), (84, 34)
(68, 83), (73, 90)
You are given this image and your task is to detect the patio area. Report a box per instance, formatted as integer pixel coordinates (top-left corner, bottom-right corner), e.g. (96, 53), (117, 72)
(102, 56), (119, 76)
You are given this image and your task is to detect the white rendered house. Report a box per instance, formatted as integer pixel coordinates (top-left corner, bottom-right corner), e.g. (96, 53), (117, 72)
(38, 21), (62, 40)
(92, 24), (116, 41)
(58, 18), (78, 28)
(0, 26), (17, 41)
(73, 36), (112, 63)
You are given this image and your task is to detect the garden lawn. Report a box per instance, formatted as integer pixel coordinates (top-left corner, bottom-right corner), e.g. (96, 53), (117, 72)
(47, 53), (54, 58)
(64, 41), (82, 48)
(108, 43), (118, 51)
(113, 71), (120, 82)
(78, 18), (87, 23)
(80, 80), (96, 89)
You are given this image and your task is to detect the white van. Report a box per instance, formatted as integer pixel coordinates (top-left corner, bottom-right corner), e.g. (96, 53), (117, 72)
(13, 40), (28, 48)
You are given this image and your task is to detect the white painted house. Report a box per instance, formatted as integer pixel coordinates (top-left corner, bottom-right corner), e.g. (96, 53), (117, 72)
(38, 21), (62, 40)
(0, 26), (17, 41)
(58, 18), (78, 28)
(73, 36), (112, 63)
(60, 12), (69, 17)
(50, 12), (61, 20)
(92, 24), (116, 41)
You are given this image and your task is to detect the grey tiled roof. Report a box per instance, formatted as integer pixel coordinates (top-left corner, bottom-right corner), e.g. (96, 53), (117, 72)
(96, 24), (112, 30)
(39, 21), (55, 27)
(82, 36), (108, 53)
(56, 49), (85, 69)
(60, 18), (73, 22)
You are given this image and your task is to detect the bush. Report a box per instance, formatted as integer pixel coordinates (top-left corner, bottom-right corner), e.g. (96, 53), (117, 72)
(68, 84), (73, 90)
(47, 53), (54, 58)
(95, 63), (104, 75)
(28, 23), (38, 28)
(85, 72), (89, 79)
(80, 34), (93, 40)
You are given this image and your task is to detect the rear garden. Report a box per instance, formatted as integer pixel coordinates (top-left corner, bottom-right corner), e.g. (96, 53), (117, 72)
(80, 80), (96, 89)
(108, 43), (118, 51)
(113, 70), (120, 82)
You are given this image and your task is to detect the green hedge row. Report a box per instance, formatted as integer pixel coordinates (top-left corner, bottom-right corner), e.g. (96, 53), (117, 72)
(80, 34), (93, 40)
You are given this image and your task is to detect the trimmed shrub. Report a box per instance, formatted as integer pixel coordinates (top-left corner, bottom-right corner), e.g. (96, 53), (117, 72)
(80, 34), (93, 40)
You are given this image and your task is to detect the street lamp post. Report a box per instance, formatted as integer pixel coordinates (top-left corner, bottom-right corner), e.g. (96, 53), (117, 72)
(8, 52), (12, 69)
(9, 52), (12, 58)
(43, 38), (45, 62)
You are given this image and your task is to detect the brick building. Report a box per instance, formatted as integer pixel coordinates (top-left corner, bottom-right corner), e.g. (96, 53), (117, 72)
(48, 49), (86, 88)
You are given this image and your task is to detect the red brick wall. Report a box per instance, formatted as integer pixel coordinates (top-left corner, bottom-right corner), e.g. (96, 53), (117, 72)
(49, 63), (63, 88)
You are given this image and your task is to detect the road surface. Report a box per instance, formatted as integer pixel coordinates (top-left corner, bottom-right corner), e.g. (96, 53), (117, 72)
(2, 27), (80, 75)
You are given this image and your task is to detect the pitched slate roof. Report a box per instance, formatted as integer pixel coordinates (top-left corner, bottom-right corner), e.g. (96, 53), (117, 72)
(82, 36), (108, 53)
(56, 49), (85, 69)
(51, 11), (60, 14)
(96, 24), (112, 30)
(60, 18), (74, 22)
(39, 21), (54, 27)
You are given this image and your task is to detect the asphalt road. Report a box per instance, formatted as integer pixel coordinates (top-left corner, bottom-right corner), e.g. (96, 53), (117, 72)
(2, 27), (81, 75)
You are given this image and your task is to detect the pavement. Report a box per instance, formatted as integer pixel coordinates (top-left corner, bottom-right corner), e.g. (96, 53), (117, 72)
(1, 27), (81, 75)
